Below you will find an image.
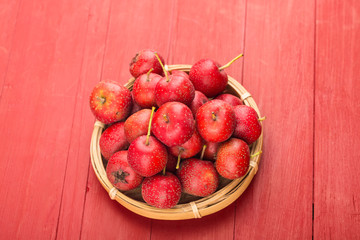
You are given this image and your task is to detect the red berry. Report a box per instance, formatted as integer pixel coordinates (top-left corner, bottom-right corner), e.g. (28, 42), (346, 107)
(216, 138), (250, 179)
(169, 129), (203, 159)
(127, 135), (168, 177)
(129, 50), (165, 78)
(89, 81), (132, 124)
(99, 121), (129, 160)
(177, 158), (219, 197)
(196, 99), (235, 143)
(106, 151), (143, 191)
(141, 172), (182, 209)
(152, 102), (195, 147)
(189, 91), (209, 116)
(124, 109), (151, 143)
(233, 105), (262, 144)
(132, 72), (162, 108)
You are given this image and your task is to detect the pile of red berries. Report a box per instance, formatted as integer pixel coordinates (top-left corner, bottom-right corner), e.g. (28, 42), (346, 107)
(89, 50), (263, 209)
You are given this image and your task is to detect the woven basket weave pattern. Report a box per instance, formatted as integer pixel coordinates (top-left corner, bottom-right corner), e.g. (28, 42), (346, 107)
(90, 64), (263, 220)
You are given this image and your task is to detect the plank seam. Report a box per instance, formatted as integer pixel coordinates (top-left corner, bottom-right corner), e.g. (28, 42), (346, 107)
(54, 5), (92, 240)
(239, 0), (248, 86)
(79, 1), (113, 239)
(79, 160), (92, 240)
(165, 0), (177, 63)
(312, 0), (317, 239)
(98, 0), (113, 82)
(234, 0), (248, 237)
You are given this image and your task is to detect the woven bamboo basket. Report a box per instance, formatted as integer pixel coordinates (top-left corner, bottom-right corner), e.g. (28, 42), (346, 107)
(90, 64), (263, 220)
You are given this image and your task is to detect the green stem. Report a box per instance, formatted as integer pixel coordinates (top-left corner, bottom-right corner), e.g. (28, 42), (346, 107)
(200, 145), (207, 160)
(146, 68), (154, 81)
(218, 53), (244, 71)
(145, 106), (156, 146)
(176, 152), (182, 169)
(250, 151), (262, 158)
(258, 116), (266, 122)
(154, 52), (168, 81)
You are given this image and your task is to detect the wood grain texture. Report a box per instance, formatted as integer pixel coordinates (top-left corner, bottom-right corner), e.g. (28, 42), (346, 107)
(55, 0), (112, 239)
(167, 0), (245, 80)
(0, 0), (21, 97)
(234, 0), (315, 239)
(314, 0), (360, 239)
(79, 1), (175, 239)
(101, 0), (175, 83)
(151, 206), (236, 240)
(1, 0), (360, 238)
(150, 0), (246, 239)
(0, 0), (89, 238)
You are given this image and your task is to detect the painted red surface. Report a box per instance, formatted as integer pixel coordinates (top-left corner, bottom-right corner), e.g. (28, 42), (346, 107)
(0, 0), (359, 239)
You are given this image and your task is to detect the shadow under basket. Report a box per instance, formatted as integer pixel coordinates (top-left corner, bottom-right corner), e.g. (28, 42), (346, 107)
(90, 64), (264, 220)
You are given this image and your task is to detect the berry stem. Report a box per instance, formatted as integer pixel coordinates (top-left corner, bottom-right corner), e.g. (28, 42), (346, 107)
(258, 116), (266, 122)
(145, 106), (156, 146)
(176, 151), (182, 169)
(146, 68), (154, 81)
(163, 114), (169, 123)
(96, 96), (106, 104)
(250, 150), (262, 158)
(200, 145), (207, 160)
(154, 52), (168, 81)
(219, 53), (244, 71)
(162, 166), (166, 175)
(211, 112), (217, 121)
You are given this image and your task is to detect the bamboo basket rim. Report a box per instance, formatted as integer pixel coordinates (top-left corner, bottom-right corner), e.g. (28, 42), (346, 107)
(90, 64), (263, 220)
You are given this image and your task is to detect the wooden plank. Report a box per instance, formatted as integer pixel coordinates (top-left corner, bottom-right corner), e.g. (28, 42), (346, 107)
(150, 0), (246, 239)
(0, 0), (89, 238)
(101, 0), (175, 82)
(167, 0), (245, 80)
(79, 1), (175, 239)
(55, 0), (112, 239)
(314, 0), (360, 239)
(151, 206), (235, 240)
(234, 0), (315, 239)
(0, 0), (21, 95)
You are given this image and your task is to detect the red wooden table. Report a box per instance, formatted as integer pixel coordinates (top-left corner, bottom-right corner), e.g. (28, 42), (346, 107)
(1, 0), (359, 239)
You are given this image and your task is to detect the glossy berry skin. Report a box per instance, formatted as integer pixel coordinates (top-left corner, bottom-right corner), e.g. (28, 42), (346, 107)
(189, 59), (227, 98)
(169, 130), (203, 159)
(196, 99), (235, 143)
(124, 109), (151, 143)
(99, 121), (129, 160)
(215, 93), (243, 107)
(129, 50), (165, 78)
(189, 91), (208, 116)
(141, 172), (181, 209)
(203, 141), (220, 161)
(106, 151), (143, 191)
(132, 72), (162, 108)
(152, 102), (195, 147)
(89, 81), (132, 124)
(155, 74), (195, 107)
(233, 105), (262, 144)
(127, 135), (168, 177)
(177, 158), (219, 197)
(216, 138), (250, 179)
